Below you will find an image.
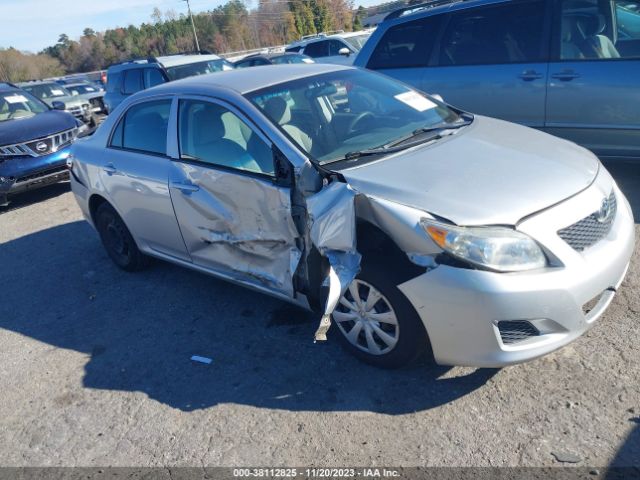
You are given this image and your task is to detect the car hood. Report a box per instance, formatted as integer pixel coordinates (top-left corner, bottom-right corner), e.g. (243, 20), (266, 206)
(0, 110), (78, 146)
(338, 116), (599, 226)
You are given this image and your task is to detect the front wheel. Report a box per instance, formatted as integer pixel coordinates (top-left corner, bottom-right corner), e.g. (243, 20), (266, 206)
(95, 202), (149, 272)
(332, 261), (431, 368)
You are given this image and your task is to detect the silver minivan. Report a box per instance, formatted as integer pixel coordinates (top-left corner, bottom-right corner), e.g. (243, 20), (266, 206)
(355, 0), (640, 159)
(69, 65), (634, 368)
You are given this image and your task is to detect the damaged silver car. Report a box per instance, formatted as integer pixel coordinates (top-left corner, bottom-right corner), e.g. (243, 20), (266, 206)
(69, 64), (635, 368)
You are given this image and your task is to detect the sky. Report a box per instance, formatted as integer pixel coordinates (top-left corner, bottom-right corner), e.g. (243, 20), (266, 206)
(0, 0), (381, 53)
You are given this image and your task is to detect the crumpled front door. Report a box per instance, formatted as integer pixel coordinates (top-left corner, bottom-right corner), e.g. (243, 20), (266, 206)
(168, 161), (301, 298)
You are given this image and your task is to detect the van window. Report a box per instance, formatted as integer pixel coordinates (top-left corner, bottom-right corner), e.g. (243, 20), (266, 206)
(110, 100), (171, 155)
(106, 72), (122, 93)
(438, 0), (547, 65)
(367, 16), (444, 69)
(304, 41), (329, 58)
(560, 0), (640, 59)
(144, 68), (166, 88)
(122, 69), (143, 95)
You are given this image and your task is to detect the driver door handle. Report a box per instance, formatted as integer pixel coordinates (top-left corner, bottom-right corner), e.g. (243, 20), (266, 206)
(102, 163), (117, 175)
(551, 70), (580, 81)
(170, 181), (200, 194)
(519, 70), (543, 81)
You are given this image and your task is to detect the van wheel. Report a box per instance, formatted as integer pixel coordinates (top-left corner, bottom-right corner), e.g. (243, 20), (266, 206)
(95, 203), (149, 272)
(332, 260), (431, 368)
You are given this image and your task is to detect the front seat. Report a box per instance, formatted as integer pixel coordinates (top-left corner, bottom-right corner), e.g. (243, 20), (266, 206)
(263, 97), (313, 153)
(191, 107), (260, 172)
(579, 14), (620, 59)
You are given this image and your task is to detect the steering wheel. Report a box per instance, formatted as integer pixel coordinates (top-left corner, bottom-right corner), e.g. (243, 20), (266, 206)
(348, 112), (376, 135)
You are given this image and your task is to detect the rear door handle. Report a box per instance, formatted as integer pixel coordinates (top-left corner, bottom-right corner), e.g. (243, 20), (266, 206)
(170, 181), (200, 194)
(102, 164), (117, 175)
(551, 70), (580, 81)
(519, 70), (543, 81)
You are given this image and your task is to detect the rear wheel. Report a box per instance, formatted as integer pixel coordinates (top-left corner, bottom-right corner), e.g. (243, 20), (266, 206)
(95, 203), (149, 272)
(332, 260), (431, 368)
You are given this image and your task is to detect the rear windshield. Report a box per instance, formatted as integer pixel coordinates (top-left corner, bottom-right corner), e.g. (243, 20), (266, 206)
(165, 59), (234, 81)
(21, 83), (70, 100)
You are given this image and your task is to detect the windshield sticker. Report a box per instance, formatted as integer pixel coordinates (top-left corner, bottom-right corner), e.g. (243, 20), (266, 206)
(4, 94), (28, 104)
(51, 89), (65, 96)
(394, 91), (436, 112)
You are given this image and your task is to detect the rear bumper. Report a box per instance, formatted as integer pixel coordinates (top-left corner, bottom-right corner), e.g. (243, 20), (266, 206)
(0, 146), (71, 197)
(398, 183), (635, 367)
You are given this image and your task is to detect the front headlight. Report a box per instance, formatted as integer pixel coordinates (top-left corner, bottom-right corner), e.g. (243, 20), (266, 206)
(421, 219), (547, 272)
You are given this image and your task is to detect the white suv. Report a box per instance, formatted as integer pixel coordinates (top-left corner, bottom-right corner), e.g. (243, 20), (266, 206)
(286, 30), (373, 65)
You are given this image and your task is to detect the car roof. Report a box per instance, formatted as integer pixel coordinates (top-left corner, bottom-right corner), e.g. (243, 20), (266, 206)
(146, 63), (349, 96)
(383, 0), (508, 23)
(0, 82), (18, 92)
(17, 81), (61, 87)
(155, 54), (223, 68)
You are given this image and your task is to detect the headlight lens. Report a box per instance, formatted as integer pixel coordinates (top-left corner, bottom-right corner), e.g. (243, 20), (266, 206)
(421, 219), (547, 272)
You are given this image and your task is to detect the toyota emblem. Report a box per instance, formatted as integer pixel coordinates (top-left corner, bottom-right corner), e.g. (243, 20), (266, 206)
(596, 197), (612, 223)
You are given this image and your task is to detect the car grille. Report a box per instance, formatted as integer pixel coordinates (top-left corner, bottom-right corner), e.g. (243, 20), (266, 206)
(0, 128), (78, 158)
(15, 165), (69, 184)
(557, 191), (617, 252)
(497, 320), (540, 345)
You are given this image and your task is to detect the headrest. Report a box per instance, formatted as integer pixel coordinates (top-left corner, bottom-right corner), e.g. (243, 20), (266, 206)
(263, 97), (291, 125)
(192, 106), (225, 146)
(577, 13), (606, 36)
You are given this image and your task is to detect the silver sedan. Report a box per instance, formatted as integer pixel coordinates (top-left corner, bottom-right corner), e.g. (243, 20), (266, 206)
(68, 64), (635, 368)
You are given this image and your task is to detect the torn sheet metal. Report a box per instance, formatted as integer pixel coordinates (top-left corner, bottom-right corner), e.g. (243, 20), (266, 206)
(356, 194), (441, 267)
(169, 162), (301, 297)
(306, 182), (362, 341)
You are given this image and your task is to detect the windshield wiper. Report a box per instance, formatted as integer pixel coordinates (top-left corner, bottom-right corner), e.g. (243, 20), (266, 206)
(342, 118), (472, 161)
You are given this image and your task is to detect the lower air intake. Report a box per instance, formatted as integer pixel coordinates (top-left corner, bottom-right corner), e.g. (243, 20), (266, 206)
(497, 320), (540, 345)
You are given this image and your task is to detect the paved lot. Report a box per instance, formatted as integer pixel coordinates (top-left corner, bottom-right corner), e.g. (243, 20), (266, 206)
(0, 161), (638, 468)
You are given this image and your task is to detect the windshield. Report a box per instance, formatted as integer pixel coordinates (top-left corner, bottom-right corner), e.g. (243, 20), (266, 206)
(165, 59), (234, 81)
(343, 34), (370, 50)
(67, 84), (99, 95)
(22, 83), (71, 100)
(0, 91), (48, 122)
(247, 69), (462, 164)
(272, 54), (314, 64)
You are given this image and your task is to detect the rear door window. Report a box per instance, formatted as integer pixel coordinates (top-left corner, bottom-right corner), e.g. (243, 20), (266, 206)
(304, 40), (329, 58)
(367, 15), (445, 69)
(122, 69), (144, 95)
(106, 72), (122, 93)
(437, 0), (548, 65)
(110, 100), (171, 155)
(144, 68), (166, 88)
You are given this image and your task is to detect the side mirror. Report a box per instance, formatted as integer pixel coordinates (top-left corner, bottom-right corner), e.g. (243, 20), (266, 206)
(71, 91), (79, 96)
(338, 47), (351, 57)
(51, 101), (66, 111)
(430, 94), (444, 103)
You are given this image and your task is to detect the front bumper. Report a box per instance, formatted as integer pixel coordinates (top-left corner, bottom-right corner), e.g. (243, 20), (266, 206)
(0, 146), (71, 197)
(398, 179), (635, 367)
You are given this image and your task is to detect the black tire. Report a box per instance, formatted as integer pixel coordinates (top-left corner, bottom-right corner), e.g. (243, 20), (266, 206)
(95, 202), (149, 272)
(332, 259), (432, 368)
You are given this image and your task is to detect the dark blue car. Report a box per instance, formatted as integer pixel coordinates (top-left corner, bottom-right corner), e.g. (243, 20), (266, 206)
(0, 83), (81, 206)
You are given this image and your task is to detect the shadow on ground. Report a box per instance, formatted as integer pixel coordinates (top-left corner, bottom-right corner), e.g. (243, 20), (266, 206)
(0, 221), (498, 413)
(0, 182), (70, 214)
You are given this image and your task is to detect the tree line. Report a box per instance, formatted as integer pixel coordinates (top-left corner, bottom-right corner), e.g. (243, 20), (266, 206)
(0, 0), (387, 83)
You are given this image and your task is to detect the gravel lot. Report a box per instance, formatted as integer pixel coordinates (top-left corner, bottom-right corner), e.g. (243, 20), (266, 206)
(0, 160), (638, 468)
